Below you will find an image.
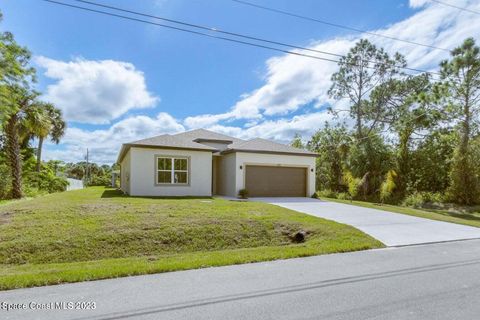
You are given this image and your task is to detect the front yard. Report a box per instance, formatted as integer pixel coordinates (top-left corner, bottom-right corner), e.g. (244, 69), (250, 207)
(0, 187), (382, 290)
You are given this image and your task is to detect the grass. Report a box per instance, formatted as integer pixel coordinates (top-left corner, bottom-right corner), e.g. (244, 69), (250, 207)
(0, 187), (382, 290)
(321, 197), (480, 228)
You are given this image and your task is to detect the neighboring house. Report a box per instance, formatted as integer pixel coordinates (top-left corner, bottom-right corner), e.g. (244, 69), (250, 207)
(117, 129), (317, 197)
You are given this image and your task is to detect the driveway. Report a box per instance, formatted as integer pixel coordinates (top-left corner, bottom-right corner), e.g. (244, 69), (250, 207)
(254, 198), (480, 246)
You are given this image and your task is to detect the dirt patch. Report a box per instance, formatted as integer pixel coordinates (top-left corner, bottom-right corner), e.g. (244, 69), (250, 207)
(77, 203), (127, 214)
(0, 211), (13, 225)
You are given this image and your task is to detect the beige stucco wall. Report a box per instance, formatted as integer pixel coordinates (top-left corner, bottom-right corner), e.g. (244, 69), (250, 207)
(120, 149), (131, 194)
(129, 147), (213, 196)
(234, 152), (316, 197)
(215, 153), (236, 196)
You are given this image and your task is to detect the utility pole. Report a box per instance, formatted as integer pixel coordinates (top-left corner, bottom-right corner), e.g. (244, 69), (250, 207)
(85, 148), (89, 186)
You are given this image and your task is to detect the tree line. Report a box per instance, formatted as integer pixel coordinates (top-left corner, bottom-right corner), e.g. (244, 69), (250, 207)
(292, 38), (480, 206)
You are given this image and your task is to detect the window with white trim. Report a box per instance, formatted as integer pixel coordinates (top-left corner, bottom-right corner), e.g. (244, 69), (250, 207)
(156, 156), (188, 184)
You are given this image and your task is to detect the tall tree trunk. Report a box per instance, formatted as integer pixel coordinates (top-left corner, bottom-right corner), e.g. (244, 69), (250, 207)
(356, 70), (364, 140)
(356, 101), (362, 139)
(460, 97), (470, 154)
(5, 114), (23, 199)
(36, 136), (44, 172)
(397, 130), (412, 197)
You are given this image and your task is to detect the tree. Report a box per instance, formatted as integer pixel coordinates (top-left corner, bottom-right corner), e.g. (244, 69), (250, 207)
(368, 74), (440, 194)
(25, 103), (51, 172)
(328, 39), (406, 140)
(307, 123), (351, 192)
(346, 131), (393, 197)
(439, 38), (480, 204)
(290, 133), (304, 149)
(0, 11), (36, 198)
(411, 129), (456, 193)
(2, 86), (38, 198)
(32, 103), (66, 172)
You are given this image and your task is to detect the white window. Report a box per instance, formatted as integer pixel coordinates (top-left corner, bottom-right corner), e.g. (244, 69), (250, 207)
(156, 156), (188, 184)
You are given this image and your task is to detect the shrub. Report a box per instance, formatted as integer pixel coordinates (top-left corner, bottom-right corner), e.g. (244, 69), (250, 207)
(403, 192), (444, 208)
(23, 186), (48, 198)
(343, 171), (360, 199)
(315, 189), (338, 199)
(337, 192), (349, 200)
(24, 169), (69, 194)
(86, 174), (111, 187)
(238, 188), (249, 199)
(379, 170), (397, 203)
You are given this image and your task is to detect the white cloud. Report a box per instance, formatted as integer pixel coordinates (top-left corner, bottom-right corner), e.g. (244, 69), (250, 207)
(409, 0), (430, 8)
(36, 57), (158, 124)
(184, 112), (235, 129)
(186, 0), (480, 129)
(43, 112), (184, 164)
(206, 111), (337, 144)
(183, 41), (350, 128)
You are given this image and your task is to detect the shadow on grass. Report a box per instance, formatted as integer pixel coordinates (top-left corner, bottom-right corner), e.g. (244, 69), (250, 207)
(101, 189), (127, 198)
(101, 188), (213, 200)
(423, 209), (480, 222)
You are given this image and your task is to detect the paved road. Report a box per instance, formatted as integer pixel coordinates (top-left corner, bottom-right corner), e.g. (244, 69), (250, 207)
(254, 197), (480, 246)
(1, 240), (480, 320)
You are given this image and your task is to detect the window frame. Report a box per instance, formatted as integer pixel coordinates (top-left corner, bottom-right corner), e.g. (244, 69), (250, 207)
(155, 155), (190, 186)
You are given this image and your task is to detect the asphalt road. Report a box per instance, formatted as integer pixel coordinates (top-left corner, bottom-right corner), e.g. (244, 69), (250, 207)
(1, 239), (480, 320)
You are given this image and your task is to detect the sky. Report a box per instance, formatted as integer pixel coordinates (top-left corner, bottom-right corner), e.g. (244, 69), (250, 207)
(1, 0), (480, 164)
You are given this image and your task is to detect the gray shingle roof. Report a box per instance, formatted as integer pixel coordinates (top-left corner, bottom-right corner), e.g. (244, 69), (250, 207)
(174, 128), (244, 143)
(117, 133), (217, 163)
(117, 129), (317, 163)
(224, 138), (317, 156)
(129, 134), (217, 151)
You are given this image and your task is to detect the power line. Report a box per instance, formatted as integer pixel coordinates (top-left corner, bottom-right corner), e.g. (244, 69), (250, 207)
(430, 0), (480, 15)
(72, 0), (365, 62)
(42, 0), (340, 63)
(76, 0), (418, 71)
(232, 0), (451, 52)
(44, 0), (443, 78)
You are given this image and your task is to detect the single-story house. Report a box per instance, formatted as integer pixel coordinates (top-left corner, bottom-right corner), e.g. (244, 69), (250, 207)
(117, 129), (318, 197)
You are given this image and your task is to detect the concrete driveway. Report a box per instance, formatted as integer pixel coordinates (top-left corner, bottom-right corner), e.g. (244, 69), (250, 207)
(254, 198), (480, 246)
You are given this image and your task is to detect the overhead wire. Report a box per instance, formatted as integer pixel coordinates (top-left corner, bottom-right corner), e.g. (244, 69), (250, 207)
(43, 0), (444, 79)
(231, 0), (452, 52)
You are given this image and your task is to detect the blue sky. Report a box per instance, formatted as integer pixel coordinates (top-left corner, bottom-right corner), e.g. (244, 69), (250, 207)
(1, 0), (479, 164)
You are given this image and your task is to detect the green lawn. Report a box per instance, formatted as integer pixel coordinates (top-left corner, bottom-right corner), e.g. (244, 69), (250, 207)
(0, 187), (382, 290)
(322, 197), (480, 228)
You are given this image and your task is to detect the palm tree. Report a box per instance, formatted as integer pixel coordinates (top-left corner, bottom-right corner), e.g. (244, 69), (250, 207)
(31, 102), (66, 172)
(3, 85), (38, 198)
(1, 9), (36, 198)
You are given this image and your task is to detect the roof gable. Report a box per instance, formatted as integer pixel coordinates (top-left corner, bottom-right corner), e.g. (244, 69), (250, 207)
(174, 128), (244, 143)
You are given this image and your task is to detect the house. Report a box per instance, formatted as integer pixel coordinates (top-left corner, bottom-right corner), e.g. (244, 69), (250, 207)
(116, 129), (318, 197)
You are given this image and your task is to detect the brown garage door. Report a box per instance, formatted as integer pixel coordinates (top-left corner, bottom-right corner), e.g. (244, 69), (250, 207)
(245, 165), (307, 197)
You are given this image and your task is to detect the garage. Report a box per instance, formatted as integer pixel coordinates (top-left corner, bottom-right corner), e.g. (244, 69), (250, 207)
(245, 165), (307, 197)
